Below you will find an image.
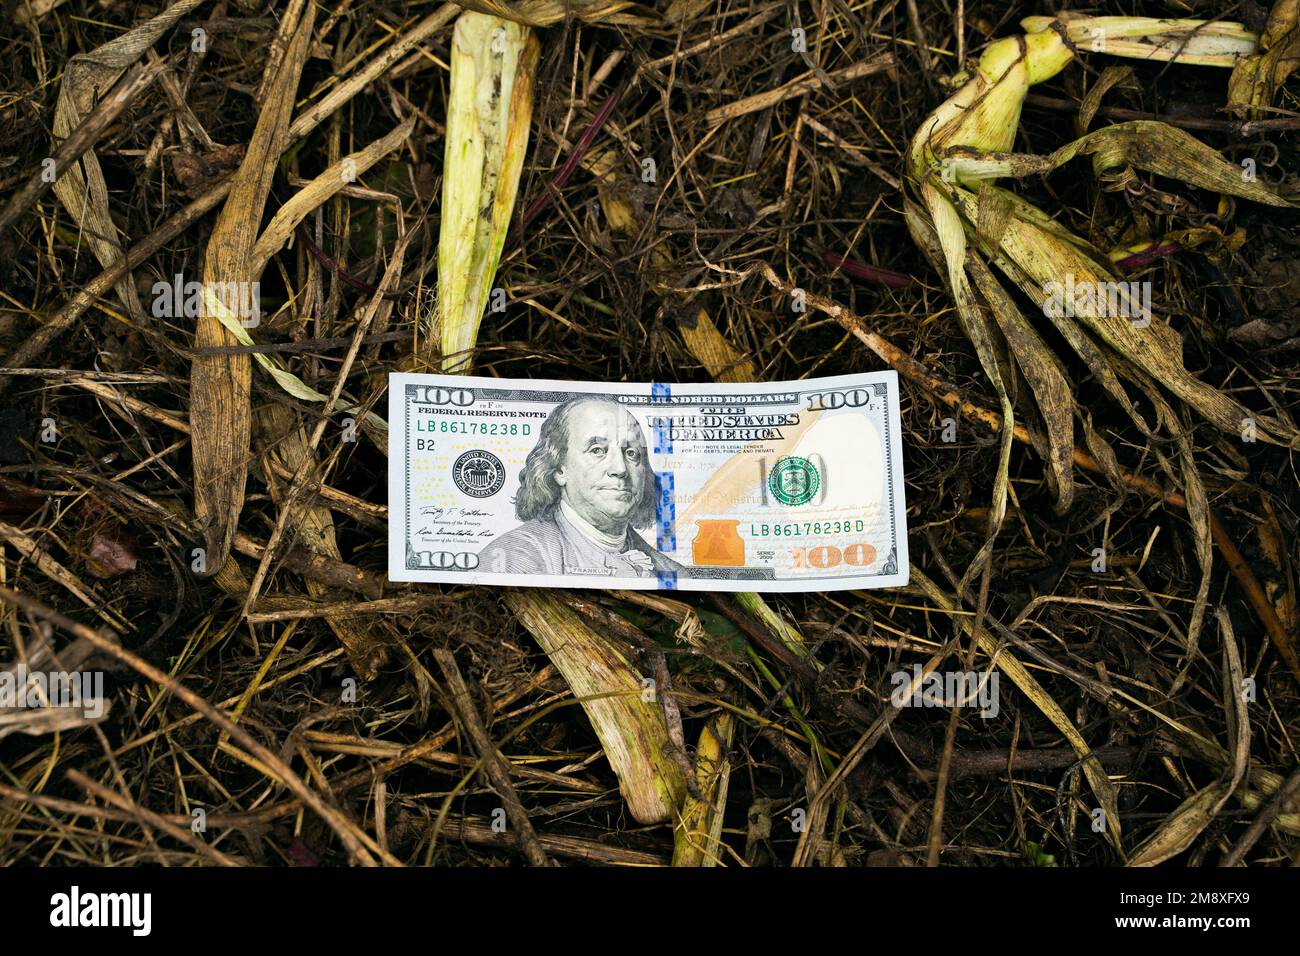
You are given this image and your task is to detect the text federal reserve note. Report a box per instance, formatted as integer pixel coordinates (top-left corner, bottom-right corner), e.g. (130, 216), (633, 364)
(388, 371), (908, 591)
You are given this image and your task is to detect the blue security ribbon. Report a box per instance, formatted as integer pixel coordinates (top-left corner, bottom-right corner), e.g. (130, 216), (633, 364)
(650, 383), (676, 590)
(651, 381), (672, 455)
(655, 471), (676, 553)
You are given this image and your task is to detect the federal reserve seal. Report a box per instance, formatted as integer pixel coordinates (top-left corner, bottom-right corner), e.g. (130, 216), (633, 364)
(769, 455), (820, 506)
(452, 450), (506, 498)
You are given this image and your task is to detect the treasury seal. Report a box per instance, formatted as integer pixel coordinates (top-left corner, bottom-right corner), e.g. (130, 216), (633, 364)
(452, 449), (506, 498)
(769, 455), (820, 506)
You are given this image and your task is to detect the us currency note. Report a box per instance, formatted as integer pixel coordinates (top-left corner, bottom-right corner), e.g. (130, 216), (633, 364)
(388, 371), (908, 591)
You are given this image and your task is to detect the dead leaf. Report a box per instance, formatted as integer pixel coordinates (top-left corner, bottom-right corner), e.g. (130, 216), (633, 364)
(191, 2), (316, 575)
(1228, 0), (1300, 118)
(50, 0), (207, 321)
(170, 143), (247, 194)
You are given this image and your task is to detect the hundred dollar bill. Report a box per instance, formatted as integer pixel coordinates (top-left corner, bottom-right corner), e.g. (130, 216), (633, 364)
(388, 371), (908, 591)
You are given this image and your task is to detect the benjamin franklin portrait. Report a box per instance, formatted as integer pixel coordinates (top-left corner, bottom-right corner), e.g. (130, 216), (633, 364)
(478, 398), (686, 578)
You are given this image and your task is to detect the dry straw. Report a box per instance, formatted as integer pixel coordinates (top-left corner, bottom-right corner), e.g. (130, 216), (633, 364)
(435, 6), (698, 827)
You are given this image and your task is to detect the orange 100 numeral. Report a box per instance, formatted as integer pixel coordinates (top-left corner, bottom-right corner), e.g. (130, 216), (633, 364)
(791, 543), (877, 569)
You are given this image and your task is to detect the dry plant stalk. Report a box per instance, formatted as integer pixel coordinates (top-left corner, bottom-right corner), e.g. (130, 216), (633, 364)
(671, 714), (734, 865)
(193, 8), (411, 573)
(0, 630), (111, 741)
(504, 591), (687, 823)
(448, 0), (655, 29)
(0, 60), (163, 236)
(905, 12), (1300, 665)
(1127, 610), (1249, 866)
(191, 3), (317, 574)
(909, 565), (1126, 854)
(907, 13), (1297, 521)
(434, 12), (539, 370)
(256, 406), (390, 680)
(49, 0), (207, 321)
(1228, 0), (1300, 117)
(435, 11), (691, 826)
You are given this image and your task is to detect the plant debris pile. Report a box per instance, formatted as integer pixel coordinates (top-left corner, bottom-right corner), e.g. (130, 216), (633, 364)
(0, 0), (1298, 867)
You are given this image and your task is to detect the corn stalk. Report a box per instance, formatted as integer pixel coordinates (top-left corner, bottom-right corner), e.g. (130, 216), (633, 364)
(435, 8), (688, 826)
(905, 12), (1300, 653)
(434, 13), (539, 371)
(907, 15), (1298, 494)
